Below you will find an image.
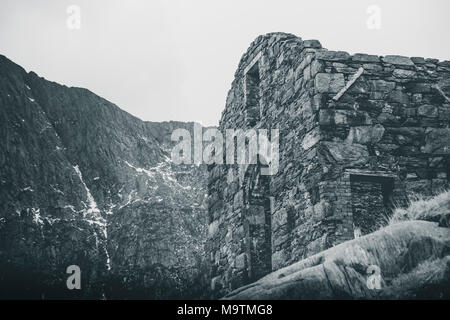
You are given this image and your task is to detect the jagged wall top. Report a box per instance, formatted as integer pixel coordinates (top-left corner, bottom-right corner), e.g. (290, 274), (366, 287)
(220, 32), (450, 125)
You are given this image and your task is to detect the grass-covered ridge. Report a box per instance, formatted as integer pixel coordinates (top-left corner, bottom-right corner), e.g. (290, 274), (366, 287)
(390, 190), (450, 227)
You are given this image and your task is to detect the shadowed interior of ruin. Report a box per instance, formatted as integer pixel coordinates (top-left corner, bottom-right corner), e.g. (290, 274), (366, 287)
(350, 175), (394, 236)
(243, 163), (272, 282)
(244, 62), (261, 126)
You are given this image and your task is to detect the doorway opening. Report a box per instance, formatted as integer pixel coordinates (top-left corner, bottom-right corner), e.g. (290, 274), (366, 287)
(243, 163), (271, 282)
(350, 175), (394, 237)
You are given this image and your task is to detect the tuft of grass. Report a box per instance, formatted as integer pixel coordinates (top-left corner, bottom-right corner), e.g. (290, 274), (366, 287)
(389, 190), (450, 225)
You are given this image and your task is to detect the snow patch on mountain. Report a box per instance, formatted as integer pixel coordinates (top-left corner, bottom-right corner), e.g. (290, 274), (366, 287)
(73, 165), (100, 215)
(73, 165), (110, 270)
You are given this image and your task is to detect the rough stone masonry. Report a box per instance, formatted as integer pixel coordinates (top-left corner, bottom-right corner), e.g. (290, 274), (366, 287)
(206, 32), (450, 298)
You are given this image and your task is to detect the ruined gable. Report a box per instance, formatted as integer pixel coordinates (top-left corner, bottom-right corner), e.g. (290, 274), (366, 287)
(207, 32), (450, 298)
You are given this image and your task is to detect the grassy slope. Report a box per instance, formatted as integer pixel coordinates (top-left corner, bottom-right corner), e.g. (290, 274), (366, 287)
(390, 190), (450, 227)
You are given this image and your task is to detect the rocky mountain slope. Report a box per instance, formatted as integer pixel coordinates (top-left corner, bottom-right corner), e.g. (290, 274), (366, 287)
(0, 54), (208, 299)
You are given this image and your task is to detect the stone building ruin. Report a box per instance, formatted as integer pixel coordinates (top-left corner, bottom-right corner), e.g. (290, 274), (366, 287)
(207, 32), (450, 298)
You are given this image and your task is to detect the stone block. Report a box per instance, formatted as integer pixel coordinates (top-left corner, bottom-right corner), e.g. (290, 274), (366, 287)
(316, 50), (350, 61)
(429, 157), (444, 168)
(303, 40), (322, 48)
(438, 60), (450, 68)
(310, 60), (323, 77)
(302, 128), (320, 150)
(273, 234), (289, 248)
(321, 141), (369, 166)
(386, 127), (425, 145)
(211, 276), (222, 291)
(319, 109), (333, 126)
(421, 128), (450, 154)
(233, 190), (244, 210)
(368, 80), (395, 92)
(247, 205), (266, 225)
(382, 55), (414, 66)
(305, 234), (328, 257)
(388, 90), (410, 105)
(405, 179), (431, 196)
(352, 53), (380, 63)
(334, 110), (372, 126)
(272, 249), (287, 270)
(303, 65), (311, 82)
(393, 69), (416, 78)
(209, 220), (219, 237)
(235, 253), (247, 271)
(418, 105), (438, 117)
(439, 105), (450, 120)
(406, 82), (431, 93)
(311, 200), (332, 221)
(346, 124), (385, 144)
(315, 73), (345, 93)
(273, 208), (288, 231)
(411, 57), (426, 64)
(362, 63), (384, 74)
(332, 62), (357, 74)
(403, 108), (416, 117)
(297, 100), (314, 118)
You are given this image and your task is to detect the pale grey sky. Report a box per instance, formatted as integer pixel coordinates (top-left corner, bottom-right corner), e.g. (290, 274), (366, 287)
(1, 0), (449, 126)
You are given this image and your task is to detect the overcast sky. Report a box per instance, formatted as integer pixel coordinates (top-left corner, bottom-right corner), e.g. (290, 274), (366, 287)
(1, 0), (449, 126)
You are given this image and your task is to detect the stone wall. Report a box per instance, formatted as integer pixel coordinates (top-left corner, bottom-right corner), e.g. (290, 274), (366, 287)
(207, 32), (450, 298)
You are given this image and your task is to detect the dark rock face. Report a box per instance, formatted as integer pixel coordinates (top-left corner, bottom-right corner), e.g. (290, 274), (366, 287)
(0, 55), (208, 299)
